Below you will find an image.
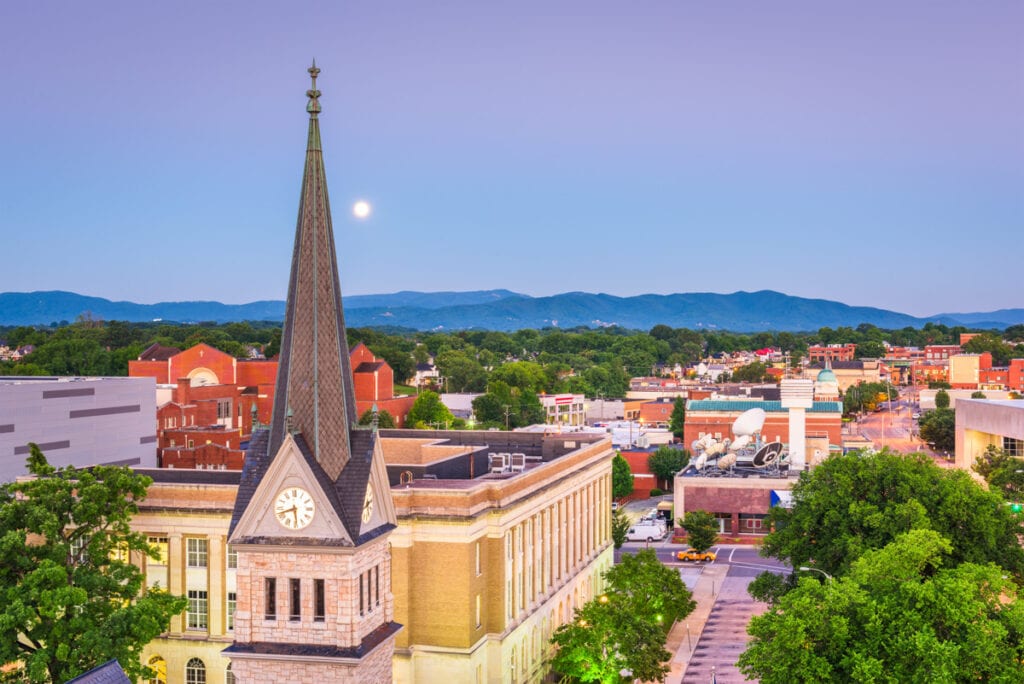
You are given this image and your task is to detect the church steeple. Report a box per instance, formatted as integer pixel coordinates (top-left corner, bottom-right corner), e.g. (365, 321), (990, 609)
(268, 62), (358, 481)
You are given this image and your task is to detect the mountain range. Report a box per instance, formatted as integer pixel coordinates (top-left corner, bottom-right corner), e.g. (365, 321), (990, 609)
(1, 289), (1022, 332)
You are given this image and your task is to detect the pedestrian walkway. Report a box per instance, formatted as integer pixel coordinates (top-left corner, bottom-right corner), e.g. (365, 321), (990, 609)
(662, 563), (768, 684)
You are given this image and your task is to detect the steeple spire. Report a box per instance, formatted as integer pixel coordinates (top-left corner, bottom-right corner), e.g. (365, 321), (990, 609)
(268, 64), (358, 480)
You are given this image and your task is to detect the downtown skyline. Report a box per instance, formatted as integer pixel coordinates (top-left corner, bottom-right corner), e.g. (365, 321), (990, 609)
(1, 1), (1021, 318)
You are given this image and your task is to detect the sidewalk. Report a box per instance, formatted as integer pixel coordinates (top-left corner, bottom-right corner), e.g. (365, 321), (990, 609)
(663, 563), (728, 684)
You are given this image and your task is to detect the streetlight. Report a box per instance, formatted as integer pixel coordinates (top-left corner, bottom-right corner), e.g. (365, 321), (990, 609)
(799, 566), (834, 582)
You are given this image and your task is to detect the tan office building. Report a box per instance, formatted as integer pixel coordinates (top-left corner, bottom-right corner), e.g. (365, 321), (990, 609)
(133, 429), (613, 684)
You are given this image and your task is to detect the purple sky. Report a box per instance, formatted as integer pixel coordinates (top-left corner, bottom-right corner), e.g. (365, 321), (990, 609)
(1, 1), (1021, 317)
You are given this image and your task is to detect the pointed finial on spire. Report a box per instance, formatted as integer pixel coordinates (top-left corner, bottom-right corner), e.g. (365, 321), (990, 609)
(307, 60), (322, 117)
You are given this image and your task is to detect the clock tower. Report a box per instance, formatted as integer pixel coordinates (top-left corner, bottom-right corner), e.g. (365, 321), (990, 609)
(224, 64), (400, 683)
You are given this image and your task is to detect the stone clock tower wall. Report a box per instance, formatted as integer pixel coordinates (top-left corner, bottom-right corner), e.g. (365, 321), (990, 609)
(232, 539), (394, 647)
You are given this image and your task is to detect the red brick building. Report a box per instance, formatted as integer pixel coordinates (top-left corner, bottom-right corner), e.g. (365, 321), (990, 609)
(132, 341), (415, 469)
(807, 344), (857, 363)
(683, 399), (842, 450)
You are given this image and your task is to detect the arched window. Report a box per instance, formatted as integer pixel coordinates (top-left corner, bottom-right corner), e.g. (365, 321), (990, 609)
(225, 663), (236, 684)
(146, 655), (166, 684)
(185, 658), (206, 684)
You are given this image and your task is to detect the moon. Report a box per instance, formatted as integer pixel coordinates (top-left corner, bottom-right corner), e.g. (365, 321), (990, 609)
(352, 200), (371, 219)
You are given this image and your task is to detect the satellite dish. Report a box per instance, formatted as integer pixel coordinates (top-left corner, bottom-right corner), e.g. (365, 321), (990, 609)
(691, 440), (703, 452)
(729, 435), (751, 452)
(717, 452), (737, 469)
(732, 408), (767, 437)
(705, 441), (726, 457)
(694, 453), (707, 470)
(752, 441), (784, 467)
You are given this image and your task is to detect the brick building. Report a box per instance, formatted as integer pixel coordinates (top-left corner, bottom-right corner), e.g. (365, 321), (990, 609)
(807, 344), (857, 363)
(683, 399), (842, 451)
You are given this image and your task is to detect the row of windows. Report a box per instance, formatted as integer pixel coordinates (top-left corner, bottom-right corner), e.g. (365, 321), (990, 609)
(163, 538), (236, 569)
(184, 590), (237, 632)
(264, 577), (326, 622)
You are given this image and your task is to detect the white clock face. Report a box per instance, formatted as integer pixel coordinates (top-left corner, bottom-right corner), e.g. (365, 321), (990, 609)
(274, 487), (315, 530)
(362, 483), (374, 524)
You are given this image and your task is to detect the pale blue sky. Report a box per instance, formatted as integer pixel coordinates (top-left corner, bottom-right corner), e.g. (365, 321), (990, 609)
(0, 1), (1021, 317)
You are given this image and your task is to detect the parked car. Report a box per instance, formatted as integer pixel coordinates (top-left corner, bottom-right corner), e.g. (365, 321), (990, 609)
(677, 549), (717, 562)
(611, 501), (619, 512)
(626, 522), (666, 542)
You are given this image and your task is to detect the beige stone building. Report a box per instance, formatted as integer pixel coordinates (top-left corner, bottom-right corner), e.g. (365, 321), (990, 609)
(132, 428), (613, 684)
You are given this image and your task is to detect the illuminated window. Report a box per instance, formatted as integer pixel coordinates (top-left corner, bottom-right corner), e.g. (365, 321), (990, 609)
(146, 655), (166, 684)
(226, 592), (236, 631)
(226, 545), (237, 569)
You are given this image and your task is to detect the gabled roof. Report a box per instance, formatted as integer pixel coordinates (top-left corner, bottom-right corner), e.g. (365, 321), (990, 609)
(355, 361), (385, 373)
(138, 343), (181, 361)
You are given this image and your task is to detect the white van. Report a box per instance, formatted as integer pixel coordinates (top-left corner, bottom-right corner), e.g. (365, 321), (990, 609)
(626, 522), (665, 543)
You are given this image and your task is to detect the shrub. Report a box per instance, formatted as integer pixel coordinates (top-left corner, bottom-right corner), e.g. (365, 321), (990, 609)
(649, 488), (664, 497)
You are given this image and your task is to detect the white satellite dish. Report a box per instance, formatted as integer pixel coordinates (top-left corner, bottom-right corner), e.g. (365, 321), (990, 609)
(694, 453), (707, 470)
(732, 408), (767, 437)
(729, 435), (751, 452)
(717, 452), (737, 469)
(705, 441), (726, 457)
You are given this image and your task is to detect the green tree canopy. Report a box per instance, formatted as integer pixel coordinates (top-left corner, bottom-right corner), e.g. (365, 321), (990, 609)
(647, 447), (689, 491)
(668, 396), (686, 440)
(471, 380), (545, 429)
(759, 450), (1024, 580)
(730, 361), (771, 383)
(357, 408), (396, 429)
(679, 510), (718, 553)
(406, 391), (455, 428)
(611, 453), (634, 500)
(740, 530), (1024, 683)
(934, 388), (951, 409)
(611, 510), (631, 550)
(0, 446), (187, 683)
(551, 549), (696, 683)
(918, 407), (955, 453)
(972, 444), (1024, 503)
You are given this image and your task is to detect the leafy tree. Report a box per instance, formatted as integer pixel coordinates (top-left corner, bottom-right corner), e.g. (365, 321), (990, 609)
(934, 388), (950, 409)
(551, 549), (696, 682)
(739, 530), (1024, 683)
(406, 390), (455, 429)
(668, 396), (686, 441)
(471, 381), (544, 429)
(852, 340), (885, 359)
(928, 380), (952, 390)
(434, 349), (486, 392)
(758, 450), (1024, 581)
(604, 549), (696, 631)
(972, 444), (1024, 503)
(611, 510), (631, 550)
(488, 361), (548, 393)
(679, 510), (718, 553)
(611, 453), (634, 499)
(0, 445), (187, 683)
(550, 594), (669, 683)
(647, 447), (688, 491)
(918, 407), (955, 453)
(731, 361), (770, 383)
(357, 408), (396, 428)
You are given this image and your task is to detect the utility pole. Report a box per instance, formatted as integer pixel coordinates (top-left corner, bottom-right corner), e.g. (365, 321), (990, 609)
(503, 404), (512, 431)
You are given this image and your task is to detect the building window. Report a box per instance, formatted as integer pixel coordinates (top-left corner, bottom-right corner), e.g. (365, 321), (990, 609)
(1003, 437), (1024, 458)
(359, 573), (365, 616)
(314, 579), (325, 622)
(375, 565), (380, 607)
(186, 538), (208, 567)
(476, 594), (482, 628)
(739, 513), (768, 535)
(146, 655), (166, 684)
(187, 590), (208, 630)
(226, 592), (236, 631)
(290, 578), (301, 621)
(225, 664), (235, 684)
(226, 545), (237, 569)
(217, 400), (231, 420)
(185, 658), (206, 684)
(265, 577), (277, 620)
(70, 535), (89, 564)
(476, 541), (481, 576)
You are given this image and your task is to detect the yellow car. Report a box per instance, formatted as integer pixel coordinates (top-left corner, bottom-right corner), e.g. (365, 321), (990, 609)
(677, 550), (716, 562)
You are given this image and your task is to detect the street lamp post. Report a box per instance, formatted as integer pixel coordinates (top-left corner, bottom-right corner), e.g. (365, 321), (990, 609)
(799, 566), (834, 582)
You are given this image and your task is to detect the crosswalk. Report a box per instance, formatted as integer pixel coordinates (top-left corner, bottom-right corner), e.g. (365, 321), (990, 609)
(682, 576), (767, 683)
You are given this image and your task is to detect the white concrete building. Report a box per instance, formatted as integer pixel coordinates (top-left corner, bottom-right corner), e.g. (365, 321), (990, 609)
(0, 376), (157, 481)
(954, 398), (1024, 471)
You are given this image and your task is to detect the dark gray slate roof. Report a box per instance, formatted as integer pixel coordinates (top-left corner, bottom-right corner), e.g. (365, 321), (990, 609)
(65, 660), (131, 684)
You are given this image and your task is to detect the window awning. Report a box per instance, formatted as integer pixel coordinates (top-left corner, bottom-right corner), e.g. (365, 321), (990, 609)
(770, 489), (793, 508)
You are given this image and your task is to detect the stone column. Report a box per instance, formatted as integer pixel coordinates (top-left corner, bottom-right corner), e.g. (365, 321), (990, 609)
(208, 534), (225, 635)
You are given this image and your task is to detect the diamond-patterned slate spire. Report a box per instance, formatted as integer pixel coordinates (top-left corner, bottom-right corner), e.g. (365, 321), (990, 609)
(267, 63), (357, 481)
